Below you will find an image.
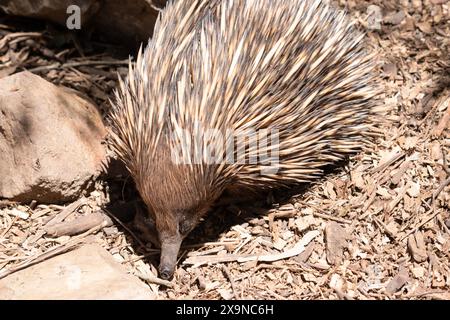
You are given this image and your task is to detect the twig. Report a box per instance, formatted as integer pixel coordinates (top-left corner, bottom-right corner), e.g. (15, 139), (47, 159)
(182, 240), (240, 249)
(270, 204), (297, 219)
(297, 201), (352, 224)
(26, 63), (60, 73)
(187, 246), (225, 257)
(125, 251), (161, 264)
(408, 290), (449, 299)
(387, 187), (408, 213)
(62, 60), (129, 68)
(0, 32), (42, 51)
(422, 93), (449, 139)
(222, 265), (239, 300)
(0, 216), (18, 239)
(184, 254), (247, 266)
(44, 198), (88, 226)
(374, 217), (396, 238)
(135, 271), (174, 288)
(27, 59), (129, 73)
(362, 189), (377, 213)
(44, 210), (113, 237)
(313, 212), (352, 224)
(399, 201), (445, 243)
(432, 176), (450, 205)
(370, 151), (405, 174)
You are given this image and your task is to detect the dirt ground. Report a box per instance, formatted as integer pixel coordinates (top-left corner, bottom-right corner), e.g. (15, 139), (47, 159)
(0, 0), (449, 299)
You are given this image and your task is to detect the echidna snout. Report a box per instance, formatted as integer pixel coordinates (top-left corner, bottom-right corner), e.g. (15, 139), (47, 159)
(158, 232), (182, 280)
(133, 205), (184, 280)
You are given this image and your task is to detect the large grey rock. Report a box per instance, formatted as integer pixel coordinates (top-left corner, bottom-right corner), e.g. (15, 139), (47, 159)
(0, 244), (154, 299)
(0, 71), (106, 203)
(0, 0), (99, 26)
(0, 0), (167, 47)
(94, 0), (165, 46)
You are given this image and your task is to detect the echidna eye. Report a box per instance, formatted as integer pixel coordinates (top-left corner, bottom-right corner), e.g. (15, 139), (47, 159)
(179, 219), (194, 235)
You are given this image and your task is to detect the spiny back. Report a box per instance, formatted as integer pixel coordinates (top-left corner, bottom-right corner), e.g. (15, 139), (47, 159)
(109, 0), (380, 192)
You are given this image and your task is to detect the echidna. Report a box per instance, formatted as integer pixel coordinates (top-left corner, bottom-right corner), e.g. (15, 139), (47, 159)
(108, 0), (380, 279)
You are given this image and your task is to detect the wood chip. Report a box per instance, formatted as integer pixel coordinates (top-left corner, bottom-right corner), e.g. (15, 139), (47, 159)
(408, 232), (428, 263)
(183, 230), (320, 266)
(386, 267), (409, 294)
(325, 222), (349, 265)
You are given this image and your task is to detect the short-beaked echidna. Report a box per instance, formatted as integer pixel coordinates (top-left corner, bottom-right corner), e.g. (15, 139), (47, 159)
(108, 0), (380, 279)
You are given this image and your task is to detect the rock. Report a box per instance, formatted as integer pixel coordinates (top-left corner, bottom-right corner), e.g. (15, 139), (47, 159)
(0, 71), (106, 203)
(0, 0), (99, 26)
(0, 0), (167, 47)
(94, 0), (164, 47)
(0, 244), (154, 299)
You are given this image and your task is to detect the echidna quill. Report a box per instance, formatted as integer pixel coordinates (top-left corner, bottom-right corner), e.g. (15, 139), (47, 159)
(108, 0), (381, 280)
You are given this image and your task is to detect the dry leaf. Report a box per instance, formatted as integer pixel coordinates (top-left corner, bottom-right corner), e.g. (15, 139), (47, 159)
(416, 22), (433, 34)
